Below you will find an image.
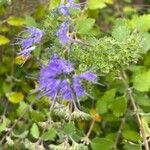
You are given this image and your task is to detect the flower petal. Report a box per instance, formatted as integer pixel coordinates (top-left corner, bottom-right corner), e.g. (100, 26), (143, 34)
(79, 72), (97, 82)
(73, 76), (85, 97)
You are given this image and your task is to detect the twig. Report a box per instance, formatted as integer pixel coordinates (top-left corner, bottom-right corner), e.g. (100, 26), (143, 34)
(86, 119), (95, 139)
(120, 71), (149, 150)
(128, 89), (149, 150)
(68, 102), (73, 122)
(0, 19), (7, 26)
(2, 100), (8, 117)
(0, 99), (36, 145)
(83, 119), (95, 145)
(114, 111), (127, 150)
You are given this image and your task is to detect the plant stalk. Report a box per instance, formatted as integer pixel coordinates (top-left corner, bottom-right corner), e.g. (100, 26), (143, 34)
(121, 71), (149, 150)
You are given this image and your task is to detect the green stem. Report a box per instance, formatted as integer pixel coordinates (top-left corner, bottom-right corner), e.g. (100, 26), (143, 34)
(83, 119), (95, 145)
(114, 111), (127, 150)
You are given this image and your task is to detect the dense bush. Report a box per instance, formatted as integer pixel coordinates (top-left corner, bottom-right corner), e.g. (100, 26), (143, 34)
(0, 0), (150, 150)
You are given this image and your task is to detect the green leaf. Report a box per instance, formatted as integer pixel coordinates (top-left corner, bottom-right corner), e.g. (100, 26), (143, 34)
(49, 0), (61, 9)
(17, 101), (28, 115)
(112, 26), (130, 42)
(91, 137), (114, 150)
(76, 18), (95, 34)
(134, 93), (150, 107)
(140, 33), (150, 52)
(6, 92), (24, 104)
(109, 96), (127, 117)
(122, 130), (142, 142)
(64, 122), (76, 135)
(96, 89), (116, 114)
(142, 118), (150, 138)
(132, 70), (150, 92)
(88, 0), (106, 9)
(34, 4), (46, 19)
(30, 109), (45, 122)
(0, 116), (10, 133)
(123, 141), (142, 150)
(30, 123), (40, 139)
(25, 16), (37, 27)
(0, 26), (9, 32)
(0, 35), (10, 45)
(42, 128), (57, 141)
(64, 122), (81, 141)
(88, 0), (113, 10)
(33, 47), (41, 58)
(12, 130), (29, 139)
(131, 14), (150, 32)
(7, 16), (26, 26)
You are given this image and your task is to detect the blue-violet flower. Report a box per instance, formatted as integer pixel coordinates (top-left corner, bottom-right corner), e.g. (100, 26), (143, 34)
(17, 27), (43, 58)
(57, 22), (71, 46)
(38, 55), (97, 103)
(58, 0), (80, 16)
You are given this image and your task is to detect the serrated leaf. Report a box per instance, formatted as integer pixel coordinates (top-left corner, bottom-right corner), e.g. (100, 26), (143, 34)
(30, 123), (40, 139)
(7, 16), (25, 26)
(91, 137), (114, 150)
(132, 70), (150, 92)
(112, 26), (130, 42)
(64, 122), (81, 141)
(133, 14), (150, 32)
(109, 96), (127, 117)
(123, 141), (142, 150)
(96, 89), (116, 114)
(122, 130), (142, 142)
(96, 100), (108, 114)
(6, 92), (24, 104)
(42, 128), (57, 141)
(77, 18), (95, 34)
(0, 35), (10, 45)
(64, 122), (76, 135)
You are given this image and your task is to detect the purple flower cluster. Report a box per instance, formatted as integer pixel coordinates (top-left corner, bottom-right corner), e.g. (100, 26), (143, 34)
(15, 1), (97, 109)
(57, 22), (71, 46)
(37, 1), (97, 107)
(17, 27), (43, 58)
(57, 0), (81, 46)
(38, 55), (97, 102)
(58, 0), (80, 16)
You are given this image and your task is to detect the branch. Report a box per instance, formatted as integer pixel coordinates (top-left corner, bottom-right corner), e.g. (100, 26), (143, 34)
(114, 111), (127, 150)
(120, 71), (149, 150)
(82, 119), (95, 145)
(0, 19), (7, 26)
